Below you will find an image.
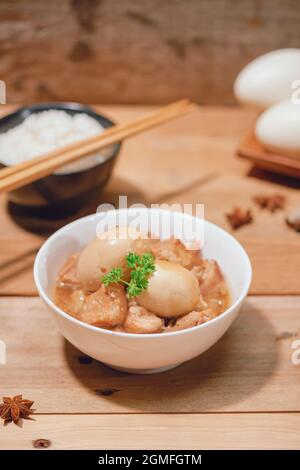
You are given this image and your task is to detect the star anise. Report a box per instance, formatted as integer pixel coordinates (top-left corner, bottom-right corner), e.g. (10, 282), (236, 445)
(0, 395), (35, 424)
(226, 207), (253, 230)
(253, 193), (286, 212)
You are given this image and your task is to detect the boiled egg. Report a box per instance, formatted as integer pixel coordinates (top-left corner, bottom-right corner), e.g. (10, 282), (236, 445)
(137, 260), (200, 318)
(234, 49), (300, 109)
(255, 100), (300, 158)
(77, 226), (152, 291)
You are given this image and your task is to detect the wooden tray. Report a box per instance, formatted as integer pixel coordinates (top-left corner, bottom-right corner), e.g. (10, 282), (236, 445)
(237, 131), (300, 179)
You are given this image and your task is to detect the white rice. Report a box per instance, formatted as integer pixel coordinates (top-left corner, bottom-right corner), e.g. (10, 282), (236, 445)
(0, 110), (109, 174)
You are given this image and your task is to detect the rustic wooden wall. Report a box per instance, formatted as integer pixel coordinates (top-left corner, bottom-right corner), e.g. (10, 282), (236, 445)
(0, 0), (300, 105)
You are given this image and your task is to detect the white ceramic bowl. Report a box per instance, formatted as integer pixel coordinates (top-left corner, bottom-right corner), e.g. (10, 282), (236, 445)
(34, 208), (252, 374)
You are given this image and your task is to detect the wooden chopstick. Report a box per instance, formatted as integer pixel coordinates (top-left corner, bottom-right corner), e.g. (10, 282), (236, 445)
(0, 99), (194, 193)
(0, 99), (189, 181)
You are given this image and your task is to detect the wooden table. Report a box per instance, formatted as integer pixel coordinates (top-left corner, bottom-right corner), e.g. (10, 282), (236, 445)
(0, 105), (299, 450)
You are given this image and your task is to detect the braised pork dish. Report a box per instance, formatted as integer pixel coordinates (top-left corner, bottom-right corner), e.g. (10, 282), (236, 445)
(54, 227), (230, 334)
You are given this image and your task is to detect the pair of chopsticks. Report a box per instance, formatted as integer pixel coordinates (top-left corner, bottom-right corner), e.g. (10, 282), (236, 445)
(0, 99), (194, 193)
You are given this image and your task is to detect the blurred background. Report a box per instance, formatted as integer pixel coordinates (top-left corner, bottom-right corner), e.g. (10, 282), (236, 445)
(1, 0), (300, 105)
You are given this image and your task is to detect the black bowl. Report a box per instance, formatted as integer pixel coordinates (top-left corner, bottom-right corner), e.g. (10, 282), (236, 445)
(0, 103), (121, 213)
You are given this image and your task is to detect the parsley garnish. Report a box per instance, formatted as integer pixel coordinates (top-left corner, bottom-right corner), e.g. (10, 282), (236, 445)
(102, 252), (155, 298)
(101, 267), (123, 285)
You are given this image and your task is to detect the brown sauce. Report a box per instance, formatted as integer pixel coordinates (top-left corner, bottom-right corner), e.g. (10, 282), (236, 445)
(54, 238), (231, 334)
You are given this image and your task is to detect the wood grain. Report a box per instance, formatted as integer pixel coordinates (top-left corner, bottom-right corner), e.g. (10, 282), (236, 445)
(237, 131), (300, 179)
(161, 172), (300, 295)
(1, 0), (300, 105)
(0, 105), (299, 296)
(0, 104), (300, 450)
(1, 296), (299, 414)
(1, 413), (299, 450)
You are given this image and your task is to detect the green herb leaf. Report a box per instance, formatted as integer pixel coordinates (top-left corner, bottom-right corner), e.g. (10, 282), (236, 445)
(126, 252), (140, 268)
(101, 252), (155, 298)
(102, 267), (123, 286)
(140, 253), (155, 274)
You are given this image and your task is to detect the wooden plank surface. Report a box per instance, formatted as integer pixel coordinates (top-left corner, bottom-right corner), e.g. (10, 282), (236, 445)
(163, 172), (300, 295)
(0, 105), (300, 450)
(1, 296), (299, 414)
(2, 1), (300, 106)
(1, 414), (299, 450)
(0, 105), (299, 296)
